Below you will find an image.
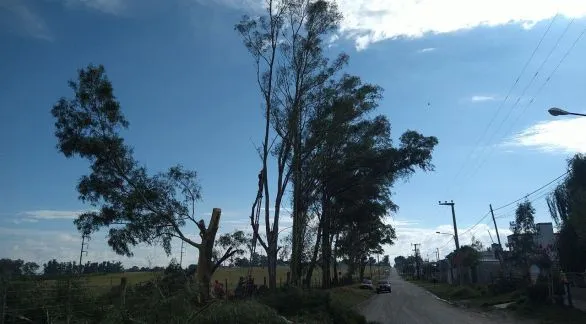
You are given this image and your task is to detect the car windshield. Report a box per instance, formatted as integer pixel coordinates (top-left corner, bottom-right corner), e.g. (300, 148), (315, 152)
(378, 281), (388, 285)
(363, 279), (372, 284)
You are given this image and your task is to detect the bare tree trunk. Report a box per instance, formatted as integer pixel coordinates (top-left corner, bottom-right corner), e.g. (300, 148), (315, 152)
(196, 208), (222, 302)
(333, 234), (339, 285)
(305, 222), (322, 287)
(321, 192), (331, 289)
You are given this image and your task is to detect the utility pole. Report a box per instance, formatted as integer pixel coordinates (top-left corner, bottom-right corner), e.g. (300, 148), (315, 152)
(489, 204), (502, 248)
(436, 248), (439, 262)
(78, 233), (89, 274)
(439, 200), (460, 249)
(179, 240), (185, 268)
(412, 243), (421, 279)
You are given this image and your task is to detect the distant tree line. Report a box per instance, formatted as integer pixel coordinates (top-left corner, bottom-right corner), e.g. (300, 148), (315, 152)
(0, 258), (176, 279)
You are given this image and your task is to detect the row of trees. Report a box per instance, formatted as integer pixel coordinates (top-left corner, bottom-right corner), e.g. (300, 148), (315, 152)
(236, 0), (437, 290)
(49, 0), (437, 301)
(0, 258), (128, 277)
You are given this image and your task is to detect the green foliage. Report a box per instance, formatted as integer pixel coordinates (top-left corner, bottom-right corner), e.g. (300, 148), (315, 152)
(507, 200), (538, 269)
(260, 287), (330, 316)
(52, 65), (193, 255)
(448, 286), (480, 299)
(197, 301), (286, 324)
(447, 245), (480, 268)
(525, 282), (549, 304)
(547, 154), (586, 272)
(259, 287), (367, 324)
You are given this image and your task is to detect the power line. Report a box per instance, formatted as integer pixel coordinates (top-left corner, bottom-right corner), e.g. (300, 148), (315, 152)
(492, 171), (569, 212)
(497, 21), (582, 148)
(463, 18), (574, 183)
(448, 14), (559, 192)
(458, 211), (491, 238)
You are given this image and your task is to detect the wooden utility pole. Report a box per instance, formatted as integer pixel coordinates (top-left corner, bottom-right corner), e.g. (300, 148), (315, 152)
(78, 233), (88, 274)
(489, 204), (502, 248)
(439, 201), (460, 249)
(412, 243), (421, 279)
(179, 240), (185, 268)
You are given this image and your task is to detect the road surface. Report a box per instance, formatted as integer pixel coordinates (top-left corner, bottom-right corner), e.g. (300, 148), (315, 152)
(358, 268), (529, 324)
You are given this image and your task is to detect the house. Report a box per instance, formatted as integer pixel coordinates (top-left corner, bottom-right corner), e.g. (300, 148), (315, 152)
(507, 222), (556, 253)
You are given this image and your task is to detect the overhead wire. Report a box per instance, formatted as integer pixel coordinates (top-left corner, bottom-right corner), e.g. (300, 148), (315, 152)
(462, 18), (575, 183)
(465, 21), (583, 180)
(491, 171), (569, 212)
(448, 14), (559, 193)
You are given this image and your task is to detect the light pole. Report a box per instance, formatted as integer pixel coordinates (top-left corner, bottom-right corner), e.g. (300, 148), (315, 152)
(436, 231), (459, 285)
(548, 107), (586, 117)
(436, 232), (457, 249)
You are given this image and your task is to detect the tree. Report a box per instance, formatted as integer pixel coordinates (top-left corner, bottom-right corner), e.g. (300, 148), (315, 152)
(470, 235), (484, 252)
(51, 65), (241, 301)
(394, 256), (407, 273)
(507, 200), (537, 274)
(215, 230), (247, 267)
(547, 154), (586, 272)
(0, 259), (24, 279)
(302, 74), (437, 286)
(381, 255), (390, 266)
(236, 0), (347, 290)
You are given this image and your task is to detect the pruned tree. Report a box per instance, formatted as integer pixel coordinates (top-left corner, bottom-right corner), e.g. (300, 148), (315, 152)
(51, 64), (241, 302)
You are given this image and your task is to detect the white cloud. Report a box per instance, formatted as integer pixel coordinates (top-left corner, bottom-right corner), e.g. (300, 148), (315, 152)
(471, 95), (496, 102)
(63, 0), (126, 15)
(384, 220), (512, 263)
(417, 47), (436, 53)
(20, 209), (91, 220)
(0, 0), (53, 40)
(209, 0), (586, 50)
(505, 117), (586, 153)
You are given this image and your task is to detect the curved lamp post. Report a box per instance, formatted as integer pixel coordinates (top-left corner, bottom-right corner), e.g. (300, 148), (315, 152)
(548, 107), (586, 117)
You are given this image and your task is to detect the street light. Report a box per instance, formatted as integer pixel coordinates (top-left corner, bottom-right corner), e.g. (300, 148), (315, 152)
(548, 107), (586, 117)
(436, 232), (458, 249)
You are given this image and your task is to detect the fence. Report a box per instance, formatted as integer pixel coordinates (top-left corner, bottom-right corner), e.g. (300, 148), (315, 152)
(0, 267), (385, 323)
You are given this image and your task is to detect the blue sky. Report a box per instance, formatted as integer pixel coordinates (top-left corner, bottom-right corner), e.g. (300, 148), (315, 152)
(2, 0), (586, 267)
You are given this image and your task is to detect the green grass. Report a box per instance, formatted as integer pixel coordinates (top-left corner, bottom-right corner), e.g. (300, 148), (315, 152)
(410, 280), (519, 307)
(330, 284), (375, 309)
(211, 266), (292, 290)
(511, 301), (586, 324)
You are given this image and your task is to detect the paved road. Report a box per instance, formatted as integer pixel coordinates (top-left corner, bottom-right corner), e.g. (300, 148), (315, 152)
(358, 269), (529, 324)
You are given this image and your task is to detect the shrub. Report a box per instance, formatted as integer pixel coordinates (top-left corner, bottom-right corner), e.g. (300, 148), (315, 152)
(259, 288), (367, 324)
(260, 287), (329, 316)
(526, 282), (549, 304)
(197, 301), (286, 324)
(449, 286), (480, 299)
(328, 298), (367, 324)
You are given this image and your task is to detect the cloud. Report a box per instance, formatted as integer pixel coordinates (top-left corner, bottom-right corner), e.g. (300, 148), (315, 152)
(208, 0), (586, 50)
(471, 95), (496, 102)
(505, 117), (586, 153)
(0, 0), (53, 40)
(416, 47), (436, 53)
(384, 220), (512, 262)
(63, 0), (126, 15)
(20, 209), (91, 220)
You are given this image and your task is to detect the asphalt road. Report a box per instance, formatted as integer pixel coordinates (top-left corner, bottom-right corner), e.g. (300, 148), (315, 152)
(358, 268), (527, 324)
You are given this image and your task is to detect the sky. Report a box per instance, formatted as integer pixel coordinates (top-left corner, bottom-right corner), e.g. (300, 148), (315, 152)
(2, 0), (586, 268)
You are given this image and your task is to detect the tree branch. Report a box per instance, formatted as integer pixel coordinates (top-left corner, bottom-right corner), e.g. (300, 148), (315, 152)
(212, 247), (241, 273)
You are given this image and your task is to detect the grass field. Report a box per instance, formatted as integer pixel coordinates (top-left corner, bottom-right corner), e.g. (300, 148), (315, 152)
(30, 264), (390, 294)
